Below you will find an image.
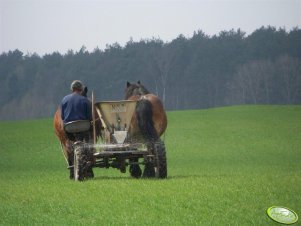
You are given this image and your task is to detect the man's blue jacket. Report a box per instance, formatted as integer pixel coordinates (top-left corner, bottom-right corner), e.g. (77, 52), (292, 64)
(61, 93), (92, 124)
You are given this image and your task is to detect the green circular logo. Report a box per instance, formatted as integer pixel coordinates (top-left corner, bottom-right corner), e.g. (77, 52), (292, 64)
(267, 206), (298, 224)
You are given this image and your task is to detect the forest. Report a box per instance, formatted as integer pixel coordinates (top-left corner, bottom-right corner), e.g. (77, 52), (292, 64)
(0, 26), (301, 120)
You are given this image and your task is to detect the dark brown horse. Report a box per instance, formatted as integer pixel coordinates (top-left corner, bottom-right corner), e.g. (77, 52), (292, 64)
(125, 81), (167, 143)
(53, 87), (102, 179)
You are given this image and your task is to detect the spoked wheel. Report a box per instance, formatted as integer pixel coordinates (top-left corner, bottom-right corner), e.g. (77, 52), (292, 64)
(143, 140), (167, 179)
(74, 144), (85, 181)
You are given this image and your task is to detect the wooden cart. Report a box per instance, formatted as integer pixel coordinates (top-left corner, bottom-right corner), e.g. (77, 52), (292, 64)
(70, 95), (167, 181)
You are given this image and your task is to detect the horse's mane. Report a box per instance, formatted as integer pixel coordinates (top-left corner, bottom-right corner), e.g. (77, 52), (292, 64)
(81, 87), (88, 97)
(125, 81), (150, 99)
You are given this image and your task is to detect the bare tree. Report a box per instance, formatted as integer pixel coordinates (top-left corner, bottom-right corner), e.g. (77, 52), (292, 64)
(276, 55), (301, 104)
(234, 59), (274, 104)
(151, 44), (177, 105)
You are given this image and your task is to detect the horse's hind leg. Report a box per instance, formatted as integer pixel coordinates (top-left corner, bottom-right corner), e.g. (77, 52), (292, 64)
(129, 158), (142, 178)
(84, 149), (94, 179)
(68, 152), (74, 179)
(85, 168), (94, 179)
(142, 142), (156, 178)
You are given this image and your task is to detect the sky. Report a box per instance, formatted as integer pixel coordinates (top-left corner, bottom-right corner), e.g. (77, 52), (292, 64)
(0, 0), (300, 55)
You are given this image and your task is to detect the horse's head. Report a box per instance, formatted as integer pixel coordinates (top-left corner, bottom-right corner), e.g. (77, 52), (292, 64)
(81, 86), (88, 97)
(125, 81), (150, 99)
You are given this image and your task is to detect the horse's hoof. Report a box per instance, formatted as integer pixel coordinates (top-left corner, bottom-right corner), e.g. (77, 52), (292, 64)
(69, 169), (74, 179)
(142, 164), (155, 178)
(130, 165), (142, 178)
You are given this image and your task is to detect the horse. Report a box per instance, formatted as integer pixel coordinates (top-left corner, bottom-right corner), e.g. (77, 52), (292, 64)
(53, 87), (102, 179)
(125, 81), (167, 142)
(125, 81), (168, 177)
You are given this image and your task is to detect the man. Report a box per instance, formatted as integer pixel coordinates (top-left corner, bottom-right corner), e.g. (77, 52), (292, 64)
(61, 80), (94, 179)
(61, 80), (92, 124)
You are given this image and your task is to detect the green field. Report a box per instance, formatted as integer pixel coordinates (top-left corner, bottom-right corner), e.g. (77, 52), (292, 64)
(0, 105), (300, 225)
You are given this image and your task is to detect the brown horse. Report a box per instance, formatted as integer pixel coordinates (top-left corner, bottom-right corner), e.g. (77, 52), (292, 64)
(125, 81), (167, 178)
(125, 81), (167, 143)
(53, 87), (102, 179)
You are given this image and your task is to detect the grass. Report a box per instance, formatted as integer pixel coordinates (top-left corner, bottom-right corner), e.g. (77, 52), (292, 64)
(0, 105), (301, 225)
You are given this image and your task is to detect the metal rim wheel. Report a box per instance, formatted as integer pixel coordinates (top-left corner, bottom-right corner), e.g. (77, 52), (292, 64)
(74, 145), (85, 181)
(153, 140), (167, 179)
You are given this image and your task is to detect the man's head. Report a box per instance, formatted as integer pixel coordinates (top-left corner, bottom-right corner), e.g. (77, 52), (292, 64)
(70, 80), (84, 92)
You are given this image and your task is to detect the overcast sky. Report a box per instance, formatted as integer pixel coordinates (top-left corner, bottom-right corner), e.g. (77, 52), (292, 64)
(0, 0), (300, 55)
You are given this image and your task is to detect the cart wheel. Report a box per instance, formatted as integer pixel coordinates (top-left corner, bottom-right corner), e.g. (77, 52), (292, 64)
(74, 145), (85, 181)
(153, 140), (167, 178)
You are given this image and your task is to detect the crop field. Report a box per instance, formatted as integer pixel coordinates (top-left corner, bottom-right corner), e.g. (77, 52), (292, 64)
(0, 105), (301, 225)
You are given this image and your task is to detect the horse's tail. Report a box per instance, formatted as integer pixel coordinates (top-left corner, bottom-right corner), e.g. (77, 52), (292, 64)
(136, 99), (158, 143)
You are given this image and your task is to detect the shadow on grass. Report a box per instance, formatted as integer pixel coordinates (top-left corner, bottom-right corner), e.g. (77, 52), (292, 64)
(167, 175), (203, 179)
(92, 176), (132, 181)
(91, 174), (204, 181)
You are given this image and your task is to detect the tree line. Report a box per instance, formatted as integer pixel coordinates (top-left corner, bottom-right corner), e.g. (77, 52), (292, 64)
(0, 26), (301, 120)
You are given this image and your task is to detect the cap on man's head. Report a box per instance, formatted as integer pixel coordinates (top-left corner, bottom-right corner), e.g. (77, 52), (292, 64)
(71, 80), (84, 91)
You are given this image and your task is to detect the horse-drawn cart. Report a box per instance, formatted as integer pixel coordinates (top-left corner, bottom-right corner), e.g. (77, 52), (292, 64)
(67, 98), (167, 181)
